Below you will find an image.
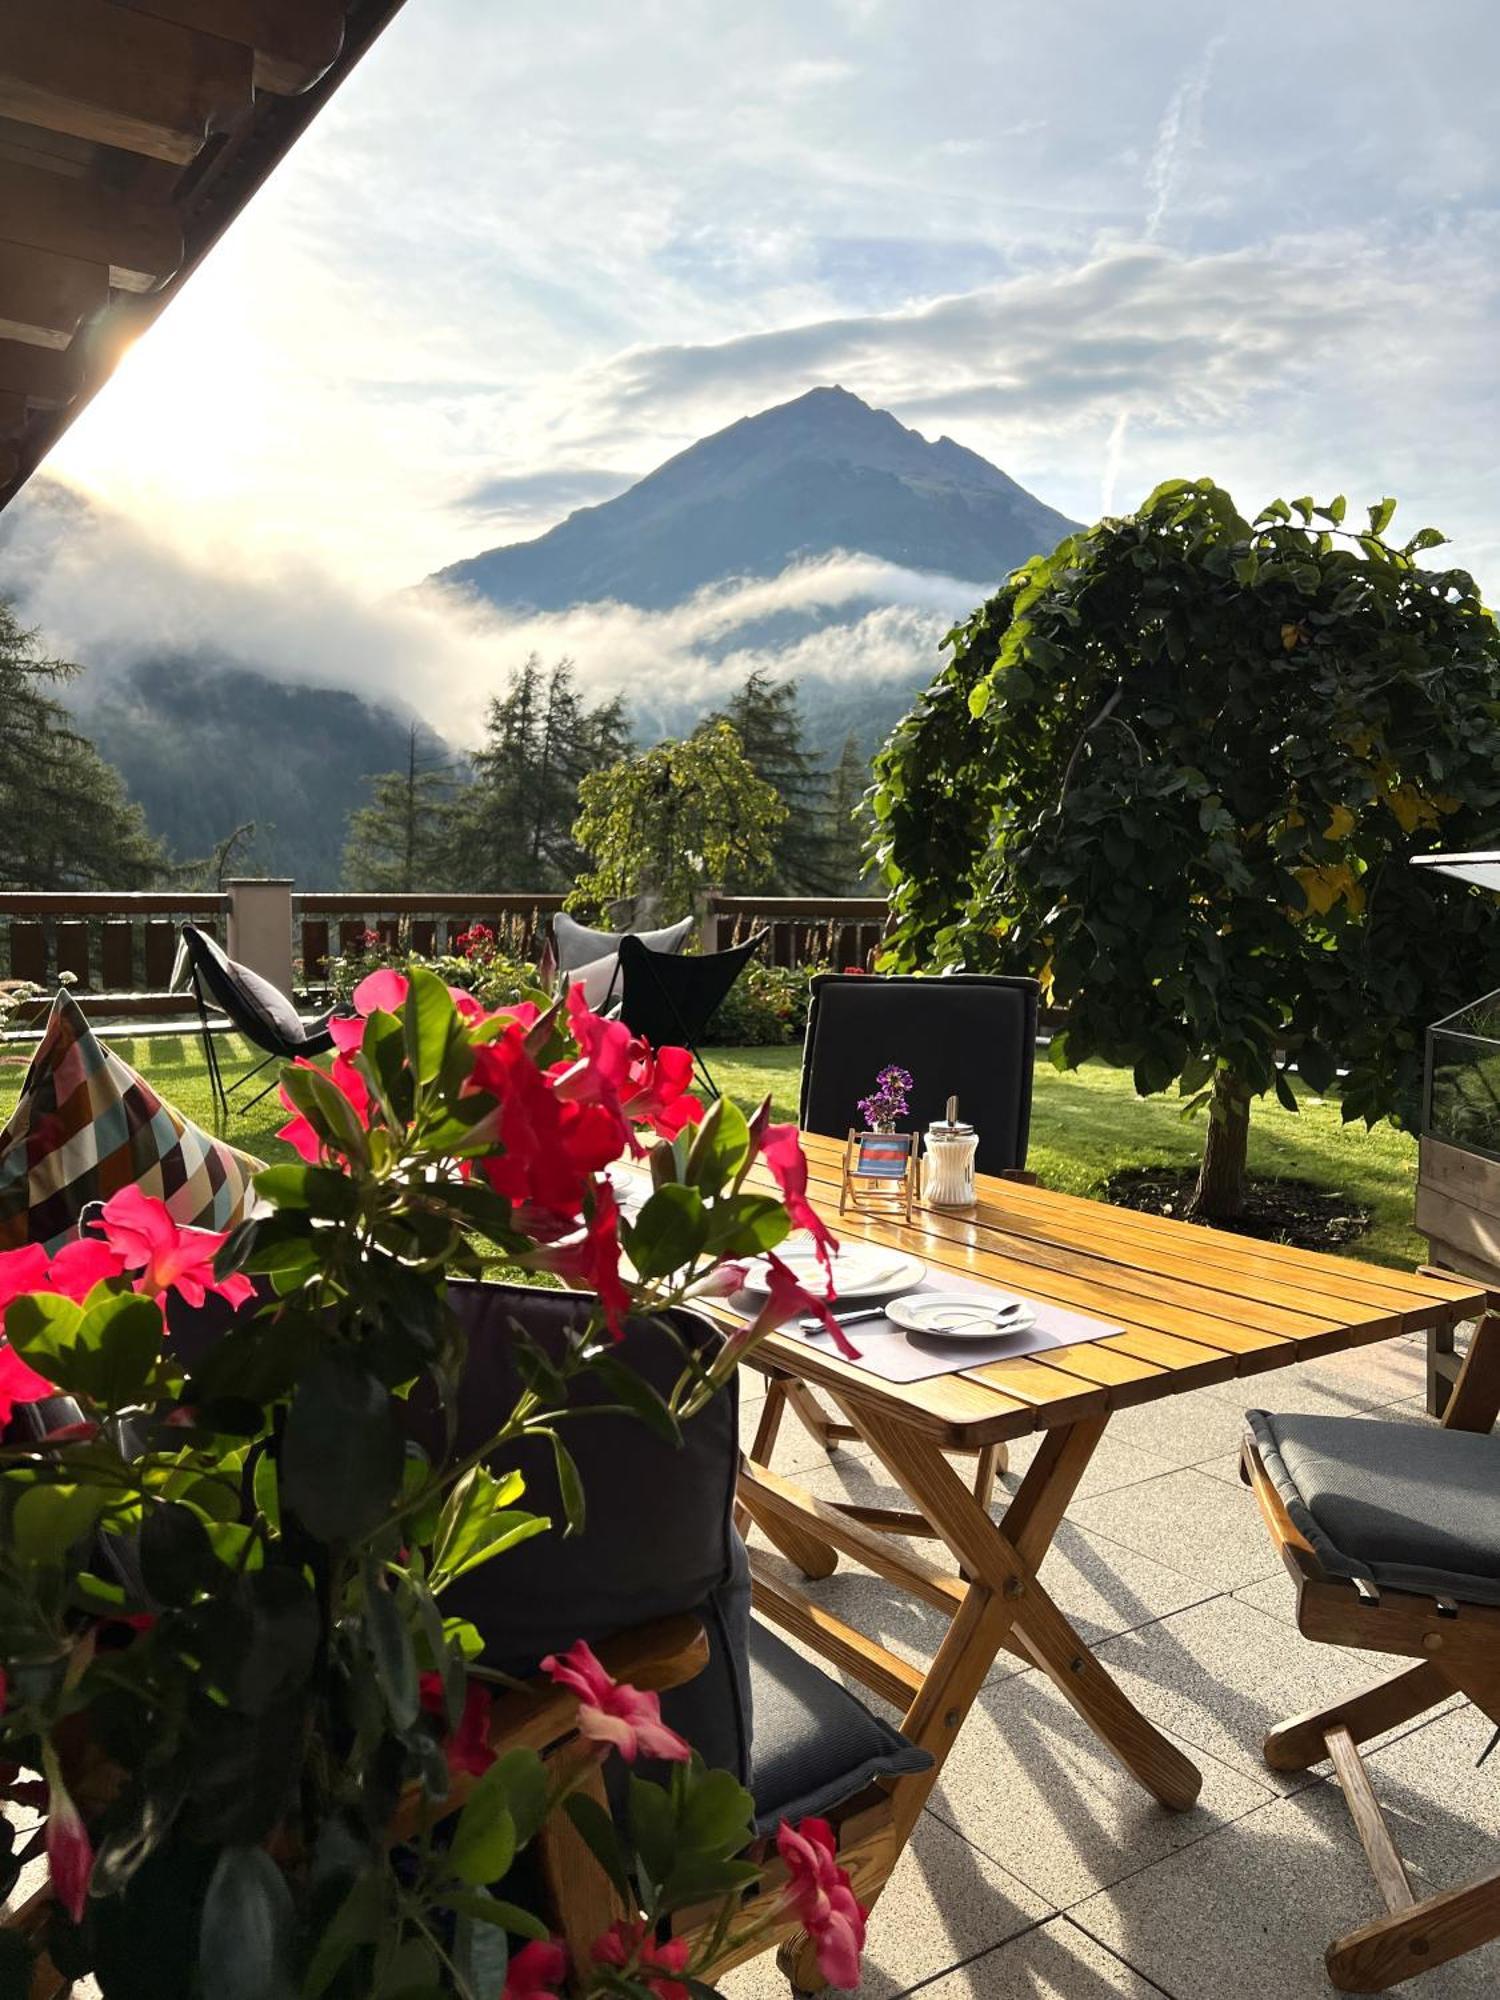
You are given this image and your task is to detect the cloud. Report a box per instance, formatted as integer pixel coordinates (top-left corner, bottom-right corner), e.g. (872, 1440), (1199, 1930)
(0, 478), (978, 749)
(453, 465), (637, 525)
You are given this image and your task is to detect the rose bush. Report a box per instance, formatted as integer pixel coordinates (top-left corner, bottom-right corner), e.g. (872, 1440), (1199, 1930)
(0, 967), (862, 1998)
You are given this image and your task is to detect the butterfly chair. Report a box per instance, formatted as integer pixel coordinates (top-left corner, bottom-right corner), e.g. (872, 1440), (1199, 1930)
(6, 1281), (936, 1999)
(1240, 1311), (1500, 1992)
(177, 923), (335, 1124)
(760, 973), (1041, 1512)
(614, 931), (766, 1100)
(539, 909), (695, 992)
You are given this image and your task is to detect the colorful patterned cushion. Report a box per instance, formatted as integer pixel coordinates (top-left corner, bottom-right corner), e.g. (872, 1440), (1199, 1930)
(0, 991), (263, 1253)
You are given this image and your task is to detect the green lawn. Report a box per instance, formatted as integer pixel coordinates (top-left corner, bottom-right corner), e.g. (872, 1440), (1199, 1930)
(1, 1033), (1425, 1270)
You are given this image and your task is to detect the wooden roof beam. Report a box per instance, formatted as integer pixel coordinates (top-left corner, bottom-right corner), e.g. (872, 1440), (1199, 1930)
(0, 242), (109, 349)
(0, 335), (84, 407)
(116, 1), (348, 98)
(0, 0), (254, 166)
(0, 158), (182, 292)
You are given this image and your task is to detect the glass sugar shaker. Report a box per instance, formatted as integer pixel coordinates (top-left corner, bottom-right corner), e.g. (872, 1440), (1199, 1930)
(923, 1095), (978, 1208)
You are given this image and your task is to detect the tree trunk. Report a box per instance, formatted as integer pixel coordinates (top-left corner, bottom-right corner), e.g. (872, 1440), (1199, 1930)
(1189, 1070), (1251, 1220)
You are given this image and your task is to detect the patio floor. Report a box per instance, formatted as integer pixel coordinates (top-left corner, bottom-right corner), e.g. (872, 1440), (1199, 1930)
(731, 1331), (1500, 2000)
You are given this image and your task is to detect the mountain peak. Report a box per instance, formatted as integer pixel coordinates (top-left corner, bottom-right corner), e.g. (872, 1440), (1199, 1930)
(434, 388), (1079, 613)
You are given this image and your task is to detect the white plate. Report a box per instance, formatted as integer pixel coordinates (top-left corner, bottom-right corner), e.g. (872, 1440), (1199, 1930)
(742, 1238), (926, 1300)
(885, 1291), (1036, 1340)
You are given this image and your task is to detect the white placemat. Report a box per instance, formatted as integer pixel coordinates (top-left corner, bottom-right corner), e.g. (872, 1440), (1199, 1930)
(729, 1271), (1121, 1384)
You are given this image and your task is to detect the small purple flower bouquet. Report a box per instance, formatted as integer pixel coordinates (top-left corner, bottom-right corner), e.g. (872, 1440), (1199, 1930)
(858, 1063), (914, 1131)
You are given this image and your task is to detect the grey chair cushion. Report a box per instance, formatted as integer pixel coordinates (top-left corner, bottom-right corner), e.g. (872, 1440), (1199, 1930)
(1246, 1410), (1500, 1606)
(747, 1616), (930, 1832)
(553, 910), (693, 976)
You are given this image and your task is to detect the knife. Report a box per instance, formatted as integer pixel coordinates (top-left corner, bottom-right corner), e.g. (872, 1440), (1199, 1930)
(798, 1305), (887, 1334)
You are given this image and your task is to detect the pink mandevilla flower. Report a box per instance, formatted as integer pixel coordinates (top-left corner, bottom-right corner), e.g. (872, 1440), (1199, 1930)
(43, 1762), (94, 1926)
(776, 1816), (867, 1990)
(753, 1119), (838, 1294)
(97, 1186), (253, 1310)
(591, 1918), (691, 2000)
(501, 1937), (568, 2000)
(417, 1673), (495, 1782)
(734, 1251), (859, 1361)
(539, 1639), (692, 1764)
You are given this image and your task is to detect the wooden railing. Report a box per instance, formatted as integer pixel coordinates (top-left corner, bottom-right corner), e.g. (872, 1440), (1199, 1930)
(294, 893), (567, 983)
(703, 895), (888, 970)
(0, 893), (225, 996)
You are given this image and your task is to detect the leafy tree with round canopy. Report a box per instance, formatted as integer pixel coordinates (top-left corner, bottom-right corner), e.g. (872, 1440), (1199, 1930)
(570, 718), (786, 919)
(869, 479), (1500, 1218)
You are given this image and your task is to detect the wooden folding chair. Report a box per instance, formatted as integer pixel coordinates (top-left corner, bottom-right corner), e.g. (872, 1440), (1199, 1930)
(1240, 1312), (1500, 1992)
(5, 1614), (923, 1999)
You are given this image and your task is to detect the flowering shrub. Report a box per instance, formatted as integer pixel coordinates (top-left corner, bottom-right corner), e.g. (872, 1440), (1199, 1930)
(0, 968), (862, 1996)
(700, 962), (823, 1047)
(324, 931), (541, 1015)
(858, 1064), (914, 1130)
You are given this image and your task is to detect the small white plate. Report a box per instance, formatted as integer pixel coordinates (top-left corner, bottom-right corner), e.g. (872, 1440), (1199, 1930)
(885, 1291), (1036, 1340)
(742, 1239), (926, 1300)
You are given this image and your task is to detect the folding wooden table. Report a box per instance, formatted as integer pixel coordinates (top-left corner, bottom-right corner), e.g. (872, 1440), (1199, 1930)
(734, 1132), (1490, 1883)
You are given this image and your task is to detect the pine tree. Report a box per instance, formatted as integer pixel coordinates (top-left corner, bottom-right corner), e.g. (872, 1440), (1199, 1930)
(0, 597), (165, 889)
(710, 669), (837, 892)
(822, 731), (874, 893)
(450, 656), (631, 889)
(341, 725), (457, 892)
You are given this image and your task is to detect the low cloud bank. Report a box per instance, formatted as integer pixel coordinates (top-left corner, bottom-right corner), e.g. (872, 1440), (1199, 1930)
(0, 480), (981, 745)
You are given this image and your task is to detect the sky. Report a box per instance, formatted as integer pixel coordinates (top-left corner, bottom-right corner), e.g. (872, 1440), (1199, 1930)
(7, 0), (1500, 726)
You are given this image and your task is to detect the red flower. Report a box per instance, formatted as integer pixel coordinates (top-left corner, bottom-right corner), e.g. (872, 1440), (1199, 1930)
(0, 1245), (49, 1307)
(98, 1187), (253, 1310)
(539, 1639), (691, 1764)
(734, 1252), (859, 1361)
(277, 1050), (373, 1165)
(756, 1122), (838, 1295)
(776, 1817), (866, 1990)
(502, 1938), (567, 2000)
(471, 1025), (621, 1226)
(41, 1753), (93, 1926)
(557, 990), (703, 1148)
(524, 1179), (631, 1337)
(46, 1236), (128, 1300)
(353, 966), (409, 1015)
(591, 1918), (690, 2000)
(418, 1672), (495, 1780)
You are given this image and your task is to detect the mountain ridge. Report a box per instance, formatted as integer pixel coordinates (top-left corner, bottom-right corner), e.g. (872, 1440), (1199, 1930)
(434, 386), (1078, 613)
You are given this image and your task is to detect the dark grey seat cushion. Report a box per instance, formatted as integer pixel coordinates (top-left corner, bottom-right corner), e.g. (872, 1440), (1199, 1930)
(747, 1617), (930, 1832)
(553, 911), (693, 976)
(1247, 1410), (1500, 1606)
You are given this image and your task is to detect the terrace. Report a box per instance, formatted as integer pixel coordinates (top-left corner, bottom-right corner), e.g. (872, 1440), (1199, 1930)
(1, 6), (1497, 2000)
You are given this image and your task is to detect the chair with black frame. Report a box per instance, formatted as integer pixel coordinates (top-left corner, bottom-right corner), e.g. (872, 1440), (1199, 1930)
(177, 922), (336, 1125)
(614, 929), (766, 1099)
(760, 971), (1041, 1504)
(1239, 1315), (1500, 1992)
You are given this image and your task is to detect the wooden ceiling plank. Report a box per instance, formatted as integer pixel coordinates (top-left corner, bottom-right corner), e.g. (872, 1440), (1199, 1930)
(0, 0), (254, 166)
(0, 158), (181, 291)
(0, 241), (109, 349)
(0, 335), (82, 406)
(116, 1), (347, 97)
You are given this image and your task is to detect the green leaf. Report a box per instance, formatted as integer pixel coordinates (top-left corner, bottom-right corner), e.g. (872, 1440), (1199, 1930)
(677, 1765), (755, 1857)
(587, 1354), (681, 1445)
(436, 1890), (548, 1940)
(448, 1774), (517, 1887)
(626, 1184), (708, 1279)
(1273, 1068), (1300, 1113)
(488, 1748), (549, 1848)
(363, 1562), (419, 1729)
(1368, 496), (1397, 537)
(627, 1774), (677, 1887)
(282, 1351), (404, 1542)
(702, 1192), (787, 1257)
(199, 1846), (297, 2000)
(251, 1163), (359, 1219)
(684, 1097), (751, 1197)
(1296, 1039), (1338, 1096)
(11, 1482), (107, 1565)
(7, 1291), (163, 1410)
(140, 1500), (218, 1606)
(404, 963), (458, 1087)
(563, 1791), (634, 1905)
(546, 1431), (585, 1536)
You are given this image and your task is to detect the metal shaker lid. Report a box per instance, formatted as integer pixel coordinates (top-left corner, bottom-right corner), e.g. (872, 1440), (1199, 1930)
(927, 1093), (974, 1137)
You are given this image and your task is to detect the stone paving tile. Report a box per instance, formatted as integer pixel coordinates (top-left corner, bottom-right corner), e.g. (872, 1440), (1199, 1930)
(921, 1918), (1175, 1998)
(991, 1428), (1180, 1505)
(1072, 1705), (1500, 1998)
(717, 1810), (1050, 2000)
(1098, 1387), (1248, 1472)
(923, 1665), (1274, 1909)
(737, 1392), (874, 1478)
(1091, 1594), (1419, 1792)
(1066, 1467), (1283, 1593)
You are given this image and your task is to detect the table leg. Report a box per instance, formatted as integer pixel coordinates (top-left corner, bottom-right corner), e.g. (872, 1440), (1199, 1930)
(845, 1400), (1203, 1812)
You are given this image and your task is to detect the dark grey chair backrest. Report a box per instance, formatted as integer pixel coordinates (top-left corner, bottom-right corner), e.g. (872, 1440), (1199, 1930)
(799, 972), (1039, 1176)
(408, 1281), (751, 1782)
(179, 923), (333, 1059)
